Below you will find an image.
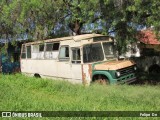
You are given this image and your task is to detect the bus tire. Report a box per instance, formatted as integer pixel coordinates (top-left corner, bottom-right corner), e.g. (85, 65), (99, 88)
(34, 73), (41, 78)
(93, 74), (109, 85)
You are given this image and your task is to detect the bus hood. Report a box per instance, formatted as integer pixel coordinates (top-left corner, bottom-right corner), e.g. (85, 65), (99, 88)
(94, 60), (135, 70)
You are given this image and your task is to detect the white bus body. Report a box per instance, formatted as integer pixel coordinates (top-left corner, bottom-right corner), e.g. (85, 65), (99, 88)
(21, 34), (136, 85)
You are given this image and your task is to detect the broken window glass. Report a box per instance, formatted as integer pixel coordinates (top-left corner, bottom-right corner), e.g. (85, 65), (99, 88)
(83, 43), (104, 63)
(72, 48), (81, 63)
(103, 42), (116, 59)
(59, 46), (69, 61)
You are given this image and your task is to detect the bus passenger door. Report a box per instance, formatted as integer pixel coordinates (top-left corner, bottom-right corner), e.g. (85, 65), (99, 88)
(57, 45), (72, 79)
(70, 48), (82, 82)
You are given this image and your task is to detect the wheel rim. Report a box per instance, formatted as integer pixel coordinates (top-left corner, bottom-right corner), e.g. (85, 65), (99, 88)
(94, 76), (109, 85)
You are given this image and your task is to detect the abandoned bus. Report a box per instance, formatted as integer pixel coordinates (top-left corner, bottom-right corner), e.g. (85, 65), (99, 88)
(20, 34), (137, 85)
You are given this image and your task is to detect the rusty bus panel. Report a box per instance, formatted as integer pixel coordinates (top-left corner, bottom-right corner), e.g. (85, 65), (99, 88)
(81, 64), (92, 85)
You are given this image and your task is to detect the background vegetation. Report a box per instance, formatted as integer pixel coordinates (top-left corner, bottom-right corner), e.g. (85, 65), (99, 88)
(0, 0), (160, 52)
(0, 74), (159, 119)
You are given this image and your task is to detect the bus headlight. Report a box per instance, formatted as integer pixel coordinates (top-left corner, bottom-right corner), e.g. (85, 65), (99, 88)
(116, 71), (121, 77)
(134, 66), (137, 71)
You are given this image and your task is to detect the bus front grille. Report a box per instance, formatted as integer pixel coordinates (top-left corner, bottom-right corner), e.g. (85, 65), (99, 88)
(118, 66), (134, 77)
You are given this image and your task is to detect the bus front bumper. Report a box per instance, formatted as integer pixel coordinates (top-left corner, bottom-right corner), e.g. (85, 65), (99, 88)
(117, 77), (137, 84)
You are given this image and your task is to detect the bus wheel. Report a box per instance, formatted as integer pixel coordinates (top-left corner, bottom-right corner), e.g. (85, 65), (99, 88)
(93, 75), (109, 85)
(34, 73), (41, 78)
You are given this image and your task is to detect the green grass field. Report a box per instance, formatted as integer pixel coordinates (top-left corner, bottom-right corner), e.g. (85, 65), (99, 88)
(0, 74), (159, 120)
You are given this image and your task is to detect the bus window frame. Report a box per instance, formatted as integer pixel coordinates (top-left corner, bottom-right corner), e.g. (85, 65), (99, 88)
(58, 45), (70, 61)
(21, 45), (26, 59)
(26, 45), (31, 59)
(71, 47), (81, 64)
(45, 42), (60, 52)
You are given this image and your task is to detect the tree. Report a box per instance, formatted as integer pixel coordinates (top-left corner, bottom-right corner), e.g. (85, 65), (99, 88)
(59, 0), (160, 53)
(0, 0), (65, 41)
(0, 0), (160, 53)
(99, 0), (160, 53)
(62, 0), (100, 35)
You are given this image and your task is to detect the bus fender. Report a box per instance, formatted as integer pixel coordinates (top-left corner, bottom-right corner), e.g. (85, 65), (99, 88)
(92, 71), (113, 82)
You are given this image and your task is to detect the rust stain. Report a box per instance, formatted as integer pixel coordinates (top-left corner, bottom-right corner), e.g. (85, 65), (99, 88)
(81, 64), (87, 85)
(88, 64), (92, 80)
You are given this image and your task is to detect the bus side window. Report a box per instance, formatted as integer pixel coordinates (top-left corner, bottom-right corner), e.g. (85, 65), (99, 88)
(46, 42), (60, 51)
(53, 43), (60, 51)
(59, 46), (70, 61)
(26, 46), (31, 58)
(39, 44), (45, 59)
(46, 43), (53, 51)
(39, 44), (44, 52)
(32, 45), (39, 59)
(72, 48), (81, 64)
(21, 45), (26, 59)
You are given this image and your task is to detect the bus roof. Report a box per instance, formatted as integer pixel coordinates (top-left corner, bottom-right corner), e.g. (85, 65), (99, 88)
(24, 34), (112, 45)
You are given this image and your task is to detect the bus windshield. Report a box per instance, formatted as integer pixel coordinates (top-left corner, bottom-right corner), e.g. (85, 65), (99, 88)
(102, 42), (116, 59)
(83, 42), (116, 63)
(83, 43), (104, 63)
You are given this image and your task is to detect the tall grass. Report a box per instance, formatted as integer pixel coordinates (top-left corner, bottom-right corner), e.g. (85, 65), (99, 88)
(0, 74), (160, 119)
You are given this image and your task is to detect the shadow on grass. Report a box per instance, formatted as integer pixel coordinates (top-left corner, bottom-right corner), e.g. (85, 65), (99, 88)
(131, 71), (160, 85)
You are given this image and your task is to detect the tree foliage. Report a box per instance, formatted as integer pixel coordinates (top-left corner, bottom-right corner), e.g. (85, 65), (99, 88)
(0, 0), (160, 52)
(0, 0), (65, 41)
(99, 0), (160, 52)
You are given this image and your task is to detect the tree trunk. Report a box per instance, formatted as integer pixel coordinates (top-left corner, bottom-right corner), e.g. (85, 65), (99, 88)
(68, 20), (83, 35)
